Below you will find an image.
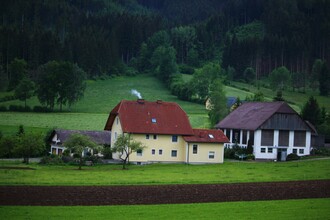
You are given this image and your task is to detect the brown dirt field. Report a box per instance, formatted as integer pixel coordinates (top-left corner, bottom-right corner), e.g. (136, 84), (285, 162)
(1, 180), (329, 206)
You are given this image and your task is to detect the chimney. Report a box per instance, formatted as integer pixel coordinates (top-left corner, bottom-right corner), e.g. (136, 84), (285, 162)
(156, 100), (163, 104)
(137, 99), (145, 104)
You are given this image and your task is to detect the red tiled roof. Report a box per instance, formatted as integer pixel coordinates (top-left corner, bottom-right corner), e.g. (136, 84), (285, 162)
(216, 102), (297, 130)
(183, 129), (229, 143)
(104, 100), (194, 135)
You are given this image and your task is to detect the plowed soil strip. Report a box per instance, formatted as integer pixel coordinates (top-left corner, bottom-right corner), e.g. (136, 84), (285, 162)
(1, 180), (329, 206)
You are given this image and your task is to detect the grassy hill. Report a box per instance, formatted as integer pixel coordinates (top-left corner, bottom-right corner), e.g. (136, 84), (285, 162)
(0, 75), (329, 135)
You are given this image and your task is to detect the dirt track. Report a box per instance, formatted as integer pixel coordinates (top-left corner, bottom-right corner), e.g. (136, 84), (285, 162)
(1, 180), (329, 206)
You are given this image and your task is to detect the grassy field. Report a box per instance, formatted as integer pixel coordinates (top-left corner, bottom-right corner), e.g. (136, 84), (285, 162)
(1, 75), (329, 135)
(1, 159), (329, 186)
(1, 198), (329, 219)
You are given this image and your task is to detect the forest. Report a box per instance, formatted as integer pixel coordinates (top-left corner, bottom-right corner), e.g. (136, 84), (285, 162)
(0, 0), (330, 111)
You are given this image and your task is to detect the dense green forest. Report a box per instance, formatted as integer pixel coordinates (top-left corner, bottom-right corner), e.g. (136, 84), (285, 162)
(0, 0), (330, 116)
(1, 0), (329, 78)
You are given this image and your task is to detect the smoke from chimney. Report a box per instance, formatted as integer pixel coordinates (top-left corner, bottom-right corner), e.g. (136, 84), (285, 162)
(131, 89), (142, 99)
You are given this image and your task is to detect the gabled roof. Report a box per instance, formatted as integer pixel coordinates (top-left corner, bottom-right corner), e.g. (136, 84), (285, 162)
(183, 129), (229, 143)
(216, 102), (297, 130)
(51, 129), (111, 145)
(104, 100), (194, 135)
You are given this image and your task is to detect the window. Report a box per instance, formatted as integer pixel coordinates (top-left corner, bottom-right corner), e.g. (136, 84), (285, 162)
(114, 132), (117, 141)
(146, 134), (150, 139)
(159, 149), (163, 155)
(172, 135), (178, 142)
(242, 130), (247, 145)
(279, 130), (289, 146)
(151, 149), (155, 155)
(116, 117), (119, 125)
(293, 149), (297, 154)
(171, 150), (177, 157)
(268, 148), (273, 153)
(58, 149), (63, 155)
(261, 130), (274, 146)
(294, 131), (306, 147)
(208, 151), (215, 159)
(299, 149), (304, 154)
(137, 149), (142, 156)
(261, 148), (266, 153)
(193, 144), (198, 154)
(152, 118), (157, 123)
(153, 134), (157, 140)
(233, 130), (240, 143)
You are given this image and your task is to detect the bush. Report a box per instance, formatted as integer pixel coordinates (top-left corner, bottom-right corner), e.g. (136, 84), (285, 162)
(179, 64), (195, 75)
(286, 153), (300, 161)
(39, 155), (63, 165)
(0, 106), (7, 111)
(102, 146), (112, 159)
(33, 106), (51, 112)
(311, 147), (330, 156)
(246, 154), (255, 160)
(9, 105), (31, 112)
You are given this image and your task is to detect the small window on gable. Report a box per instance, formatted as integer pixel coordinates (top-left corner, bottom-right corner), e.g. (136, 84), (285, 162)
(116, 117), (119, 125)
(208, 134), (214, 139)
(152, 118), (157, 123)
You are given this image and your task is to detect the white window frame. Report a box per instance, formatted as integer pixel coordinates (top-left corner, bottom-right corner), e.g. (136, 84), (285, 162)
(208, 151), (215, 159)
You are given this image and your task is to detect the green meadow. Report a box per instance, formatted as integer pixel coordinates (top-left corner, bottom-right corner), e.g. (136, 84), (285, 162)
(1, 75), (330, 135)
(1, 198), (330, 220)
(1, 159), (329, 186)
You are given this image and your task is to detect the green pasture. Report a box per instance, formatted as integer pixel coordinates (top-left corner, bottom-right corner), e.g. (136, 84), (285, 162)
(230, 81), (330, 113)
(1, 75), (330, 135)
(1, 198), (329, 220)
(0, 159), (329, 186)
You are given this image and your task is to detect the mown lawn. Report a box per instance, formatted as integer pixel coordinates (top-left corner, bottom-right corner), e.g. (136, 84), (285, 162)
(1, 198), (329, 220)
(1, 159), (329, 186)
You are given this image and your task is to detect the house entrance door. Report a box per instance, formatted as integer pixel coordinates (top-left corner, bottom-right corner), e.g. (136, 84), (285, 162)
(277, 148), (287, 161)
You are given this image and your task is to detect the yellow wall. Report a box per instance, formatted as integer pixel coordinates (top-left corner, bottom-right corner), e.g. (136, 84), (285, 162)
(111, 116), (123, 160)
(187, 143), (224, 164)
(110, 116), (224, 164)
(129, 134), (186, 163)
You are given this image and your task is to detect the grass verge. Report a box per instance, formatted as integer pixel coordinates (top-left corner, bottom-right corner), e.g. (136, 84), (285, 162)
(0, 159), (329, 186)
(1, 198), (329, 220)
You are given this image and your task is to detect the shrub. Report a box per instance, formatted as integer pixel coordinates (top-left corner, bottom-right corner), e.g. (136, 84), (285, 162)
(33, 106), (51, 112)
(0, 106), (7, 111)
(39, 155), (63, 165)
(102, 146), (112, 159)
(9, 105), (31, 112)
(286, 153), (300, 161)
(246, 154), (255, 160)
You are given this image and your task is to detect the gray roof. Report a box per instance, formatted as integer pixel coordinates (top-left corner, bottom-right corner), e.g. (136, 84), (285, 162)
(216, 102), (297, 130)
(52, 129), (111, 145)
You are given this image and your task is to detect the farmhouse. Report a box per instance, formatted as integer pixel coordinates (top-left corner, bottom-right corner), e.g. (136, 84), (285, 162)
(104, 99), (228, 164)
(49, 129), (111, 155)
(215, 102), (315, 161)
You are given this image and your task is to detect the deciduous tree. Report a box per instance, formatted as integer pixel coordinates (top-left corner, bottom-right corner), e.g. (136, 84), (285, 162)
(112, 134), (146, 169)
(64, 133), (99, 170)
(14, 77), (35, 108)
